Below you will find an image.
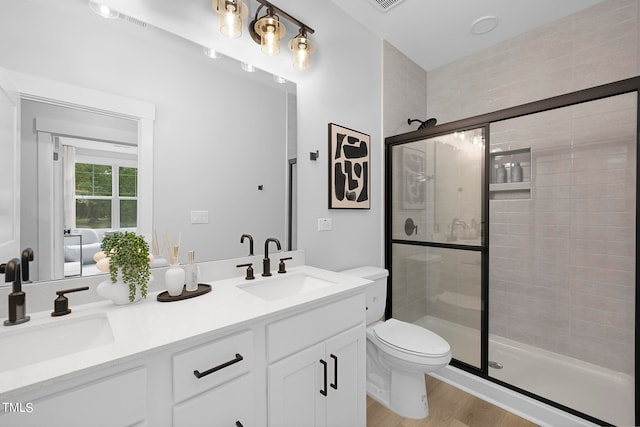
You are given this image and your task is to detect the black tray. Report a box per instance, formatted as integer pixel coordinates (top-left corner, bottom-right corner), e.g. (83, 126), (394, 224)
(157, 283), (211, 302)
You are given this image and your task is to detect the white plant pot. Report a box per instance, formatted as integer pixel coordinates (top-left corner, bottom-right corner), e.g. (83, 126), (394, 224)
(97, 271), (151, 305)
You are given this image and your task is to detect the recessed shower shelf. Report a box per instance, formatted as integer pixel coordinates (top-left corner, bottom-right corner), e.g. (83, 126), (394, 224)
(489, 182), (531, 192)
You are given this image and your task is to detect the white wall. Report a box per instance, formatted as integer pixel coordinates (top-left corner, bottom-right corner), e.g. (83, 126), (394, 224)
(288, 1), (383, 270)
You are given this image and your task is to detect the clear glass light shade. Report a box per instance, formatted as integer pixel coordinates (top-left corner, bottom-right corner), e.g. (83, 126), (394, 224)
(289, 34), (315, 70)
(215, 0), (247, 39)
(254, 15), (285, 56)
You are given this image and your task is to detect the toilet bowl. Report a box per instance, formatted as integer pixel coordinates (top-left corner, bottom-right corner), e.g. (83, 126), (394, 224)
(341, 266), (451, 419)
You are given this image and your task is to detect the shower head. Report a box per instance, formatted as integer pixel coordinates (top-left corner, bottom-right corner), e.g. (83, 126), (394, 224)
(408, 117), (437, 130)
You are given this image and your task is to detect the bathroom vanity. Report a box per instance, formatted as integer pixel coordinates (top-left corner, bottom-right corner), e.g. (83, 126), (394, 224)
(0, 263), (369, 427)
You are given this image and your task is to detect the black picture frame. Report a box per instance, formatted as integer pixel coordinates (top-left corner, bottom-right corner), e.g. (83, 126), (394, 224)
(328, 123), (371, 209)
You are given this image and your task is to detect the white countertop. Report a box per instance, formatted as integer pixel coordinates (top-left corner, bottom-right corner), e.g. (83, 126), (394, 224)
(0, 265), (370, 398)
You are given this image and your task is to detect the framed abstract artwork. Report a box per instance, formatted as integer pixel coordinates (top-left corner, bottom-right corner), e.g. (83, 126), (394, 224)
(328, 123), (370, 209)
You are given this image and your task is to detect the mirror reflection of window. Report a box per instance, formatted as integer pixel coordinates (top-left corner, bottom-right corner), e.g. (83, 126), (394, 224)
(75, 163), (113, 229)
(65, 138), (138, 234)
(73, 163), (137, 230)
(118, 167), (138, 228)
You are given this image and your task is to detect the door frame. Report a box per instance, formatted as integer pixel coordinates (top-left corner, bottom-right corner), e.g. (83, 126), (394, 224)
(7, 70), (155, 279)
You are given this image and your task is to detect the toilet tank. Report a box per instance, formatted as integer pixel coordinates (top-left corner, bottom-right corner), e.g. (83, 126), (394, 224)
(340, 266), (389, 325)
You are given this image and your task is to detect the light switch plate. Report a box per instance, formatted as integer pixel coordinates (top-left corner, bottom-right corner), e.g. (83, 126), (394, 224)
(190, 210), (209, 224)
(317, 218), (332, 231)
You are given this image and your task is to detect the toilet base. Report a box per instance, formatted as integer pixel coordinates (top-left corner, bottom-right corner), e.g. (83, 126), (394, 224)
(390, 368), (429, 419)
(366, 370), (429, 419)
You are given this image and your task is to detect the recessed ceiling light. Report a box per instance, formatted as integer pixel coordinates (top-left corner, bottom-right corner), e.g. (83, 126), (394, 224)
(471, 15), (499, 35)
(203, 47), (220, 59)
(240, 62), (257, 73)
(88, 0), (119, 19)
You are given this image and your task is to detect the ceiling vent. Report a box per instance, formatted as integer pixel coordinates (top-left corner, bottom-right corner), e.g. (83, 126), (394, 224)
(368, 0), (405, 12)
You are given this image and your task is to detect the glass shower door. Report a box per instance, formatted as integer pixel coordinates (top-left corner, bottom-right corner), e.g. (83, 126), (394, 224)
(488, 93), (636, 426)
(389, 127), (485, 369)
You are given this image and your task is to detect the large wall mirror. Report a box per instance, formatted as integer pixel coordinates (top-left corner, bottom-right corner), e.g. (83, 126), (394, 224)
(0, 0), (297, 283)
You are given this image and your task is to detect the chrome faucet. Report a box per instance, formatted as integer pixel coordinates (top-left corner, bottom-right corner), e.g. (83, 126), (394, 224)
(240, 234), (254, 256)
(449, 218), (467, 242)
(262, 237), (282, 277)
(4, 258), (30, 326)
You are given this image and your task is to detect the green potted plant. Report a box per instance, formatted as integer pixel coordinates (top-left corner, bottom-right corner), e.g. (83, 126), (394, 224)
(97, 231), (151, 303)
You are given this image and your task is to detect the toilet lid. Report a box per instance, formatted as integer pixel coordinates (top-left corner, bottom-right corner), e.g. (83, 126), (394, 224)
(373, 319), (450, 357)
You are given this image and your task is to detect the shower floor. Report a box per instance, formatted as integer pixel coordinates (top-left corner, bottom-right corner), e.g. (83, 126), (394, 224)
(415, 315), (634, 426)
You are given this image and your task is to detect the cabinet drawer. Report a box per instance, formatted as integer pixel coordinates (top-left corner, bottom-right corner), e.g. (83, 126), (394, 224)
(173, 374), (254, 427)
(173, 329), (253, 403)
(267, 293), (364, 363)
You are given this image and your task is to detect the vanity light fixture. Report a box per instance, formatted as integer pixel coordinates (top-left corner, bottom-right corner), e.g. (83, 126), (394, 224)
(214, 0), (249, 39)
(212, 0), (315, 70)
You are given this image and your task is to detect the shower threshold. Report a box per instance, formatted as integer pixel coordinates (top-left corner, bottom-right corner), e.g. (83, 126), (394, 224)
(415, 315), (633, 426)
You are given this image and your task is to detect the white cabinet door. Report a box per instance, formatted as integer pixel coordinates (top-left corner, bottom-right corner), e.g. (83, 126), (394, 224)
(325, 325), (366, 427)
(0, 67), (20, 264)
(268, 325), (365, 427)
(268, 342), (326, 427)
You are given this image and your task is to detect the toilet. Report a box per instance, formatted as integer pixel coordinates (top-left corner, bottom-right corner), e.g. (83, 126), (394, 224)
(341, 266), (451, 419)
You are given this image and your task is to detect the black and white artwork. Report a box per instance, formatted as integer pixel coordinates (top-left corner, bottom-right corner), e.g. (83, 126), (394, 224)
(328, 123), (370, 209)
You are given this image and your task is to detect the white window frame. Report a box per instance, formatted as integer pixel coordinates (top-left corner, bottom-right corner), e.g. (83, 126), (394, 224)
(74, 154), (138, 232)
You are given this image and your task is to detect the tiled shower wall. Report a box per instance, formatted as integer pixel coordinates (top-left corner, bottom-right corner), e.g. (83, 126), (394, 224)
(383, 42), (434, 243)
(383, 42), (428, 139)
(490, 93), (636, 374)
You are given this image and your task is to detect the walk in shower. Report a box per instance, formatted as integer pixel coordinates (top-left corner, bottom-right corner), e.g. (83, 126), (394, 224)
(385, 78), (638, 426)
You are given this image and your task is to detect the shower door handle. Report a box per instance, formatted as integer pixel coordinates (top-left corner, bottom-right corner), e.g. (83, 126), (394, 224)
(330, 354), (338, 390)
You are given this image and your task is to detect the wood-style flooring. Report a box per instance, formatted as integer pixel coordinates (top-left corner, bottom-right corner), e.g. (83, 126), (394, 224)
(366, 375), (540, 427)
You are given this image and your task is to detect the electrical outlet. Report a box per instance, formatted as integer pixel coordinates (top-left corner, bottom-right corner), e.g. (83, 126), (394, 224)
(317, 218), (332, 231)
(190, 210), (209, 224)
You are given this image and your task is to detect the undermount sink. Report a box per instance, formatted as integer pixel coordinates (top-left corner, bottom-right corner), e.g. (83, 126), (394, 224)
(0, 313), (114, 372)
(237, 273), (337, 301)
